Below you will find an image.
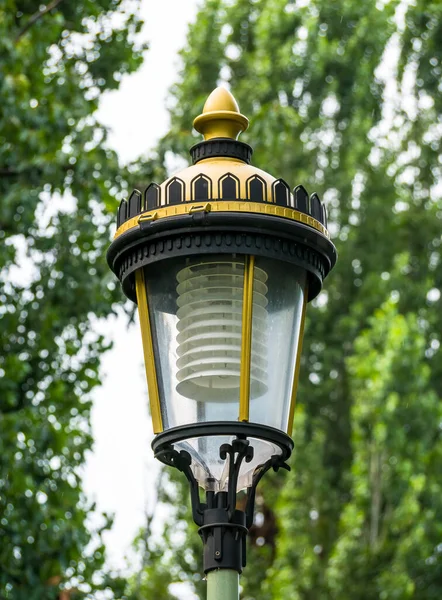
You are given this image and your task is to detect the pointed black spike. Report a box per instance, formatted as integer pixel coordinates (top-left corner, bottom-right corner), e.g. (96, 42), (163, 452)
(144, 183), (160, 211)
(310, 192), (322, 221)
(247, 175), (266, 202)
(219, 173), (239, 199)
(192, 175), (210, 201)
(273, 179), (290, 207)
(167, 178), (185, 205)
(128, 189), (142, 218)
(294, 185), (309, 214)
(117, 199), (127, 228)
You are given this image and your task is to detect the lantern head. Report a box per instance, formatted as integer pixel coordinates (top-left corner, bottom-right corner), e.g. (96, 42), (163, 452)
(107, 88), (336, 561)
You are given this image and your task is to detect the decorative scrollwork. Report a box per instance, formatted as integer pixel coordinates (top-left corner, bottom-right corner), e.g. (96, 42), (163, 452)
(219, 438), (254, 520)
(153, 428), (293, 574)
(154, 445), (205, 526)
(245, 454), (290, 529)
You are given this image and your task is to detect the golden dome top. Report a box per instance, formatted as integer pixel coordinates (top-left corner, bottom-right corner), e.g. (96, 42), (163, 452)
(203, 86), (240, 113)
(193, 87), (249, 141)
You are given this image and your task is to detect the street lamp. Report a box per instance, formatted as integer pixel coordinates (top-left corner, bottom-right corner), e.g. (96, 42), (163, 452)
(107, 87), (336, 599)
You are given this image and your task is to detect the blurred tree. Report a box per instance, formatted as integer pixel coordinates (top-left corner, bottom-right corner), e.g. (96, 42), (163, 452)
(0, 1), (151, 598)
(132, 0), (442, 597)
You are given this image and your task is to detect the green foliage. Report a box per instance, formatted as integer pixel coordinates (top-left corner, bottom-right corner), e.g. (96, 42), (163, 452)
(324, 303), (442, 598)
(133, 0), (442, 597)
(269, 301), (442, 599)
(0, 1), (146, 598)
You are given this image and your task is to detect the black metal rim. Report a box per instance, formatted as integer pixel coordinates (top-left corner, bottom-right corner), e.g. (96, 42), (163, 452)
(107, 209), (336, 272)
(112, 233), (330, 305)
(107, 212), (336, 304)
(152, 421), (294, 460)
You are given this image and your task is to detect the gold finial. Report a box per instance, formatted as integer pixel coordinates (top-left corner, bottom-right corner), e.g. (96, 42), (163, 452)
(193, 87), (249, 141)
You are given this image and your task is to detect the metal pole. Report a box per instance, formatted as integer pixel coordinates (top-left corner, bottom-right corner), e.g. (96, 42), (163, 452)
(207, 569), (239, 600)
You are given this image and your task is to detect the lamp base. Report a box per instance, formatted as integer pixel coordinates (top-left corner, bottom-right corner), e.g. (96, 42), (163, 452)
(199, 500), (247, 573)
(153, 425), (292, 574)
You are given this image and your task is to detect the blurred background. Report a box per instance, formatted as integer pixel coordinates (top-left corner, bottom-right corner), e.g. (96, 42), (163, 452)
(1, 0), (441, 598)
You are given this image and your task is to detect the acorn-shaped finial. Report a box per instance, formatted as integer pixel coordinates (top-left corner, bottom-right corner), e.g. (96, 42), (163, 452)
(193, 87), (249, 141)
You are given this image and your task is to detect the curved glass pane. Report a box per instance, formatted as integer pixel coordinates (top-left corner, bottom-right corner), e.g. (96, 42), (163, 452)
(248, 257), (306, 431)
(145, 255), (248, 429)
(142, 254), (306, 491)
(175, 435), (282, 492)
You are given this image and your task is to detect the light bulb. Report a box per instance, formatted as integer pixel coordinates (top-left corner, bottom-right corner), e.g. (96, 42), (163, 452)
(175, 260), (268, 402)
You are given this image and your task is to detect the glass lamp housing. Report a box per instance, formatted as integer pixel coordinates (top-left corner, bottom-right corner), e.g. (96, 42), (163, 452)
(137, 254), (306, 491)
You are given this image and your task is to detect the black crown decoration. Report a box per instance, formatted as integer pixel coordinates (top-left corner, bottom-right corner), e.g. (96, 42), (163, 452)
(116, 182), (328, 230)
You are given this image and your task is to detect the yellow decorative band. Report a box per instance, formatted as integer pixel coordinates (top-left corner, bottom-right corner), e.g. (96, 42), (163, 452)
(135, 269), (163, 434)
(114, 201), (330, 240)
(239, 255), (255, 422)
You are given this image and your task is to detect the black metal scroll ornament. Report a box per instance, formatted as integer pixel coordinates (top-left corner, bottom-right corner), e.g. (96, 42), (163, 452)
(154, 437), (290, 574)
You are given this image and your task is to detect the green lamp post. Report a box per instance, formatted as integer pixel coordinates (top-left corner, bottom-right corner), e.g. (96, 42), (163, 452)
(107, 87), (336, 599)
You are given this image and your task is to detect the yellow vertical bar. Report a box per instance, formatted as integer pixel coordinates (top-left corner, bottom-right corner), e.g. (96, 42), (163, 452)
(135, 269), (163, 433)
(287, 281), (309, 435)
(239, 255), (255, 422)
